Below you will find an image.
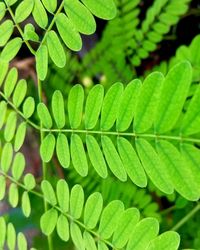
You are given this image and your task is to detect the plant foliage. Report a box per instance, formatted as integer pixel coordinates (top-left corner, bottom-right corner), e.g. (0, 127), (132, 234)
(0, 0), (200, 249)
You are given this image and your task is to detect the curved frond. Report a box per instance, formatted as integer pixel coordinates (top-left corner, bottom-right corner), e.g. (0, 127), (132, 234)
(37, 61), (200, 201)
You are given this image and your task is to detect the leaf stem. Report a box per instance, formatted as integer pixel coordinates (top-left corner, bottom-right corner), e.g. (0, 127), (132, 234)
(0, 170), (118, 250)
(40, 0), (65, 46)
(1, 89), (200, 146)
(160, 205), (176, 215)
(5, 2), (36, 55)
(42, 128), (200, 144)
(0, 91), (40, 130)
(171, 203), (200, 231)
(37, 77), (53, 249)
(37, 77), (53, 250)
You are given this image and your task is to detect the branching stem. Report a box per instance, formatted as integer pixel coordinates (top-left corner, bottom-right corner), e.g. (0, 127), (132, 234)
(0, 170), (118, 250)
(171, 203), (200, 231)
(1, 89), (200, 145)
(41, 0), (65, 45)
(37, 77), (53, 250)
(5, 2), (36, 55)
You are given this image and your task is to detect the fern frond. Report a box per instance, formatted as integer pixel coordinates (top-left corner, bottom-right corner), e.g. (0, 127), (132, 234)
(0, 62), (36, 130)
(68, 168), (161, 220)
(1, 0), (117, 79)
(0, 167), (181, 250)
(34, 61), (200, 201)
(38, 180), (180, 249)
(81, 0), (192, 78)
(149, 34), (200, 82)
(128, 0), (192, 66)
(0, 217), (30, 250)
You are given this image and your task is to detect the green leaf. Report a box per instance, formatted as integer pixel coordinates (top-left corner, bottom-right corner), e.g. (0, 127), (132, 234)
(0, 175), (6, 200)
(0, 217), (6, 248)
(47, 30), (66, 68)
(14, 122), (27, 151)
(56, 214), (69, 242)
(0, 20), (14, 46)
(136, 138), (173, 194)
(32, 0), (48, 29)
(181, 85), (200, 135)
(181, 143), (200, 190)
(0, 61), (9, 86)
(23, 173), (36, 190)
(117, 137), (147, 188)
(36, 45), (48, 81)
(98, 242), (109, 250)
(86, 135), (107, 178)
(64, 0), (96, 35)
(84, 192), (103, 229)
(40, 133), (55, 163)
(81, 0), (117, 20)
(0, 37), (22, 62)
(0, 3), (6, 21)
(37, 103), (53, 129)
(9, 183), (19, 207)
(101, 82), (123, 130)
(23, 97), (35, 119)
(112, 208), (140, 248)
(4, 67), (18, 98)
(70, 223), (85, 250)
(7, 223), (16, 250)
(41, 180), (57, 206)
(68, 84), (84, 129)
(0, 101), (7, 129)
(4, 111), (17, 142)
(71, 134), (88, 176)
(85, 84), (104, 129)
(56, 133), (70, 168)
(134, 72), (164, 133)
(70, 184), (84, 219)
(83, 231), (97, 250)
(21, 191), (31, 217)
(40, 208), (58, 236)
(13, 79), (27, 107)
(1, 143), (13, 173)
(42, 0), (57, 13)
(101, 136), (127, 181)
(56, 13), (82, 51)
(24, 23), (39, 42)
(17, 232), (27, 250)
(99, 200), (124, 239)
(154, 61), (192, 133)
(190, 34), (200, 65)
(6, 0), (18, 6)
(52, 90), (65, 128)
(117, 79), (141, 132)
(56, 179), (69, 213)
(15, 0), (34, 23)
(147, 231), (180, 250)
(127, 218), (159, 250)
(156, 140), (200, 201)
(12, 152), (25, 180)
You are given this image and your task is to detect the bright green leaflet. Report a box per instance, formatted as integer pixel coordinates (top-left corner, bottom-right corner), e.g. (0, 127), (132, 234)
(154, 61), (192, 133)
